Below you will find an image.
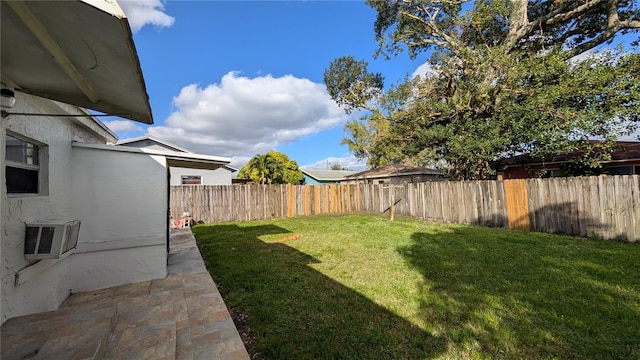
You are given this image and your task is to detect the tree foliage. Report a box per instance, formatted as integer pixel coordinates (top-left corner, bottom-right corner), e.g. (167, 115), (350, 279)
(238, 151), (304, 185)
(324, 56), (384, 114)
(325, 0), (640, 180)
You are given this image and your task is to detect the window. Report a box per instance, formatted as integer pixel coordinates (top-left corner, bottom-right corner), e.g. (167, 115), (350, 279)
(5, 134), (45, 194)
(606, 166), (632, 175)
(635, 166), (640, 175)
(181, 175), (202, 185)
(541, 168), (563, 178)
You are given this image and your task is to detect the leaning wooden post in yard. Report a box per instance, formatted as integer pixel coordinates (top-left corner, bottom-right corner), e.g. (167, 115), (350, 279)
(389, 185), (395, 221)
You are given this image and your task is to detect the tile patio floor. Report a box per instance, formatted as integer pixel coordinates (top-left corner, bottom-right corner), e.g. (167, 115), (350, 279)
(1, 228), (250, 360)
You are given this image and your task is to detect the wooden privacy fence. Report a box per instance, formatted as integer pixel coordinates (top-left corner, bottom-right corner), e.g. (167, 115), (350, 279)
(170, 175), (640, 242)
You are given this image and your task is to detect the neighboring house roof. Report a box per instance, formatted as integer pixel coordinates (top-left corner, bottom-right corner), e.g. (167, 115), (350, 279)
(301, 169), (357, 181)
(117, 136), (238, 172)
(1, 0), (153, 124)
(500, 141), (640, 168)
(344, 164), (444, 180)
(117, 136), (194, 153)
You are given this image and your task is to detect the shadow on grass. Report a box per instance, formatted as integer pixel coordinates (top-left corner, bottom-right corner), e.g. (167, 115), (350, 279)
(194, 224), (446, 360)
(470, 201), (633, 241)
(399, 226), (640, 359)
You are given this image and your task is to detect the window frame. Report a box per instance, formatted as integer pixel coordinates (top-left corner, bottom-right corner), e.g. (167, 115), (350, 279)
(181, 175), (203, 185)
(5, 131), (48, 196)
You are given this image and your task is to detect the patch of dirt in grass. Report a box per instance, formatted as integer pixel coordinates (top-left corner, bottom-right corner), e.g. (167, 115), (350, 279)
(228, 307), (264, 360)
(274, 233), (302, 242)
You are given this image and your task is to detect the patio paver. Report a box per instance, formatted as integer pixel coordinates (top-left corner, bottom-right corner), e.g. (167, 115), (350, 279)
(1, 228), (250, 360)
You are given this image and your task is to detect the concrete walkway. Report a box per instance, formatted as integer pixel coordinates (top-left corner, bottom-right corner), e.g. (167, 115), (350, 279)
(1, 228), (250, 360)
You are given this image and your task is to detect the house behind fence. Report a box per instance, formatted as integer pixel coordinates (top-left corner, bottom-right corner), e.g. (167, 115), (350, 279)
(170, 175), (640, 242)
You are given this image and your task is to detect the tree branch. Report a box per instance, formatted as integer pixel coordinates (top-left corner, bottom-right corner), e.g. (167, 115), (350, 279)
(399, 8), (465, 58)
(506, 0), (605, 51)
(507, 0), (640, 56)
(567, 0), (640, 58)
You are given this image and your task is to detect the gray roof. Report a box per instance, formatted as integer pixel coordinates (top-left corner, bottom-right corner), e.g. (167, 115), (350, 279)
(117, 136), (237, 172)
(344, 164), (443, 179)
(117, 136), (193, 153)
(301, 169), (357, 181)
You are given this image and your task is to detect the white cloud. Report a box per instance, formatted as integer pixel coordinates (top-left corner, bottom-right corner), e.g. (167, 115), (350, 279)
(103, 119), (143, 133)
(412, 61), (435, 79)
(119, 0), (175, 33)
(147, 71), (348, 157)
(301, 155), (367, 172)
(228, 156), (252, 172)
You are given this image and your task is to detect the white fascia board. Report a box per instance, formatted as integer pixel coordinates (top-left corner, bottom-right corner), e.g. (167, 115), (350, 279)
(79, 0), (127, 19)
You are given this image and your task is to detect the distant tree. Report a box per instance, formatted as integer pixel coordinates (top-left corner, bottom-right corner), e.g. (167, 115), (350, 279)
(238, 153), (275, 184)
(330, 163), (349, 170)
(238, 151), (304, 185)
(325, 0), (640, 180)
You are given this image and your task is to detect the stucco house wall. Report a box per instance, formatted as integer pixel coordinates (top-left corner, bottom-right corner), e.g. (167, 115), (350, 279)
(1, 93), (116, 324)
(69, 145), (168, 292)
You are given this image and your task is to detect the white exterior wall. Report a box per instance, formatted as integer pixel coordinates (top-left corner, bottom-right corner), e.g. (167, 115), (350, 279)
(69, 147), (168, 292)
(1, 93), (109, 324)
(170, 167), (233, 185)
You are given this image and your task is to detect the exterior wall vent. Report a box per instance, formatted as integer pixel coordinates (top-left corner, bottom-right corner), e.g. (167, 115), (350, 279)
(24, 220), (81, 260)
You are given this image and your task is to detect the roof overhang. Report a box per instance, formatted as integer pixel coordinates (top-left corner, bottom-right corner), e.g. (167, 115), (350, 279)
(73, 142), (231, 171)
(1, 0), (153, 124)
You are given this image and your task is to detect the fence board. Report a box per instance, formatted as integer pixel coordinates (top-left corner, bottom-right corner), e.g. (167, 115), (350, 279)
(505, 179), (530, 230)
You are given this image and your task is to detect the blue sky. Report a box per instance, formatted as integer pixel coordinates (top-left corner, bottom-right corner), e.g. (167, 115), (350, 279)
(109, 1), (638, 171)
(107, 0), (431, 171)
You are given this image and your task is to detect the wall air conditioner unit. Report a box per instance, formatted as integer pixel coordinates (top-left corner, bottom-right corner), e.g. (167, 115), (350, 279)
(24, 220), (81, 260)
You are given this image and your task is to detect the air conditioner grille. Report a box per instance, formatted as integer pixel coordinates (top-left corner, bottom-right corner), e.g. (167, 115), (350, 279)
(24, 227), (39, 254)
(37, 227), (56, 254)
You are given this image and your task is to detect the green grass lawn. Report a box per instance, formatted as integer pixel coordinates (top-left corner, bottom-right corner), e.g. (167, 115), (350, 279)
(193, 214), (640, 360)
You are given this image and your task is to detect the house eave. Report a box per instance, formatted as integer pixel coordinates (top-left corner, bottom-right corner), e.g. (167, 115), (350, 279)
(72, 142), (231, 171)
(1, 0), (153, 124)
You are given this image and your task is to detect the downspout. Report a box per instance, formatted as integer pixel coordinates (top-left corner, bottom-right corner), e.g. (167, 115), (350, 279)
(166, 165), (170, 260)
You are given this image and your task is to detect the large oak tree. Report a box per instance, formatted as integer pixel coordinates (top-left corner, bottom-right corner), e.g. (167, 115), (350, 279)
(325, 0), (640, 180)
